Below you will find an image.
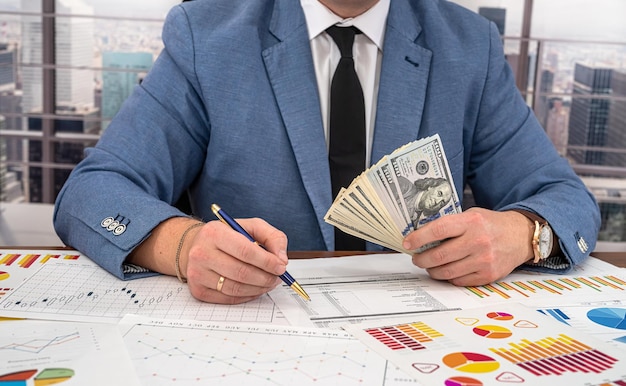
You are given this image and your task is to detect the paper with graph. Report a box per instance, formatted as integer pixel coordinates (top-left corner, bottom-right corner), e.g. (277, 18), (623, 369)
(343, 303), (626, 386)
(324, 134), (461, 253)
(0, 318), (140, 385)
(0, 249), (83, 301)
(0, 259), (286, 325)
(118, 314), (419, 386)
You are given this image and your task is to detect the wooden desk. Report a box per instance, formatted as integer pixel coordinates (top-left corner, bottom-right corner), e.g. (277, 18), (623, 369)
(590, 251), (626, 268)
(1, 247), (624, 268)
(289, 250), (626, 268)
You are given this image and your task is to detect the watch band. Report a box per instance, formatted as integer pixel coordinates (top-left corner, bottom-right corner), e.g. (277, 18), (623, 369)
(510, 209), (557, 260)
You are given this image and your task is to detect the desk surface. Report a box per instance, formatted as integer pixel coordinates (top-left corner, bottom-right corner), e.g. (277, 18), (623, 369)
(0, 248), (624, 386)
(1, 247), (624, 268)
(289, 250), (626, 268)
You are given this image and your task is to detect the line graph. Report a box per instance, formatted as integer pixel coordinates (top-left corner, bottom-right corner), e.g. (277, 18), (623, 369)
(120, 316), (388, 386)
(0, 319), (141, 386)
(0, 331), (79, 354)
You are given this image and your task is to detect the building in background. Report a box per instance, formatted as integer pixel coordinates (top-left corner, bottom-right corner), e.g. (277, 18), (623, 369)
(27, 104), (99, 202)
(53, 0), (95, 110)
(545, 98), (569, 156)
(0, 115), (24, 203)
(101, 51), (153, 131)
(606, 69), (626, 168)
(534, 69), (555, 129)
(478, 7), (506, 35)
(567, 63), (613, 166)
(0, 42), (24, 202)
(20, 0), (96, 202)
(20, 0), (95, 120)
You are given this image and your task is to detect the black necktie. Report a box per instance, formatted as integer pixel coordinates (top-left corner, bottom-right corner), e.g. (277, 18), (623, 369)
(327, 25), (366, 251)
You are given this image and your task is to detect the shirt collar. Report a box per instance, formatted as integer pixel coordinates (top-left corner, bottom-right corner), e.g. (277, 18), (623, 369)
(300, 0), (390, 50)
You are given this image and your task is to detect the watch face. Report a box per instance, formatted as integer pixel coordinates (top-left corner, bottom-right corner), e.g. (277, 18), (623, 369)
(539, 225), (553, 259)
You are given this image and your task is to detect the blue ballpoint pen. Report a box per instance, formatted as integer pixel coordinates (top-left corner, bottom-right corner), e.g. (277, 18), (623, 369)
(211, 204), (310, 301)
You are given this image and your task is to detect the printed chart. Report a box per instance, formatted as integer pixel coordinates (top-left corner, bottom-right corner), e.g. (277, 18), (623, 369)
(463, 273), (626, 306)
(0, 319), (140, 386)
(537, 305), (626, 347)
(119, 315), (389, 386)
(269, 253), (479, 328)
(0, 250), (82, 300)
(0, 260), (283, 324)
(344, 303), (626, 385)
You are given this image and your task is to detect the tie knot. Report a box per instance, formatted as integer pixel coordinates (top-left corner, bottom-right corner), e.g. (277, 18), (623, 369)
(326, 25), (361, 58)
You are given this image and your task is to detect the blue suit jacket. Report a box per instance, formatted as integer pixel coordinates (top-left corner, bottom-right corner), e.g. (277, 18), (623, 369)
(54, 0), (600, 279)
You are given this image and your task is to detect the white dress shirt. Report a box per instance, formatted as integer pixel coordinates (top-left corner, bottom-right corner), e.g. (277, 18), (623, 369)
(300, 0), (390, 166)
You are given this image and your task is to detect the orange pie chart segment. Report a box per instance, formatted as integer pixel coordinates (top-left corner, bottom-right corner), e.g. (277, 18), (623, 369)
(444, 376), (484, 386)
(486, 312), (513, 321)
(472, 325), (512, 339)
(442, 352), (500, 373)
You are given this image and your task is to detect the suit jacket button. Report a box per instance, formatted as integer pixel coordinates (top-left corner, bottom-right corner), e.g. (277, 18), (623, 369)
(101, 217), (114, 228)
(113, 224), (126, 235)
(107, 220), (120, 231)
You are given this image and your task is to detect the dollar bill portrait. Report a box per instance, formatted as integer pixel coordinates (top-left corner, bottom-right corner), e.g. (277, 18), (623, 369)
(398, 176), (453, 229)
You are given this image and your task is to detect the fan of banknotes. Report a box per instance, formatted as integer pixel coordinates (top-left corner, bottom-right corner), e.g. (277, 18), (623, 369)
(324, 134), (462, 254)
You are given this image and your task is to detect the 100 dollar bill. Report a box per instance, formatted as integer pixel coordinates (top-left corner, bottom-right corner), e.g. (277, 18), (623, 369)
(324, 134), (461, 253)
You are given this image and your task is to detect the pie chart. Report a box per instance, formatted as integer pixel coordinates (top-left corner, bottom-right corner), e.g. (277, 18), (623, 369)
(0, 369), (38, 384)
(444, 376), (483, 386)
(34, 368), (74, 385)
(472, 325), (512, 339)
(587, 307), (626, 330)
(486, 312), (513, 321)
(442, 352), (500, 373)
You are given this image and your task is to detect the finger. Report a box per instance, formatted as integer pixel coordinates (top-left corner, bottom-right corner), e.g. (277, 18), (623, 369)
(192, 221), (286, 285)
(423, 249), (502, 285)
(403, 213), (465, 251)
(213, 219), (288, 276)
(188, 245), (281, 291)
(187, 271), (281, 303)
(190, 284), (263, 305)
(235, 218), (289, 264)
(411, 235), (469, 269)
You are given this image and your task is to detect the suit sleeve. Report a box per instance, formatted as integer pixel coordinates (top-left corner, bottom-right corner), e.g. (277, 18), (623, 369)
(53, 5), (209, 279)
(465, 23), (601, 273)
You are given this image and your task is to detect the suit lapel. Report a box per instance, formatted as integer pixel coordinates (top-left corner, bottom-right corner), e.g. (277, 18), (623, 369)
(263, 0), (334, 248)
(371, 0), (432, 164)
(262, 0), (432, 249)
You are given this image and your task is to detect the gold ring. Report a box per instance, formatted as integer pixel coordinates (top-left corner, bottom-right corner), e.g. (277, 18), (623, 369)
(216, 276), (225, 292)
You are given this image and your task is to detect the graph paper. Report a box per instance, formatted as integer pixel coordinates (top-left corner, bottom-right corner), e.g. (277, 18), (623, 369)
(0, 260), (284, 324)
(118, 315), (403, 386)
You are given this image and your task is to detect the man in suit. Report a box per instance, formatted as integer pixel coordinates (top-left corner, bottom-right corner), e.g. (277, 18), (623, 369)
(54, 0), (600, 304)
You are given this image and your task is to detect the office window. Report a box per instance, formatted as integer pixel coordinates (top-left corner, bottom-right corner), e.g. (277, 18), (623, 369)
(451, 0), (626, 247)
(0, 0), (178, 204)
(1, 0), (625, 247)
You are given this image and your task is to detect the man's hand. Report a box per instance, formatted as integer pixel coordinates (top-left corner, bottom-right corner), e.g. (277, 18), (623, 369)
(184, 218), (288, 304)
(127, 216), (288, 305)
(402, 208), (534, 286)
